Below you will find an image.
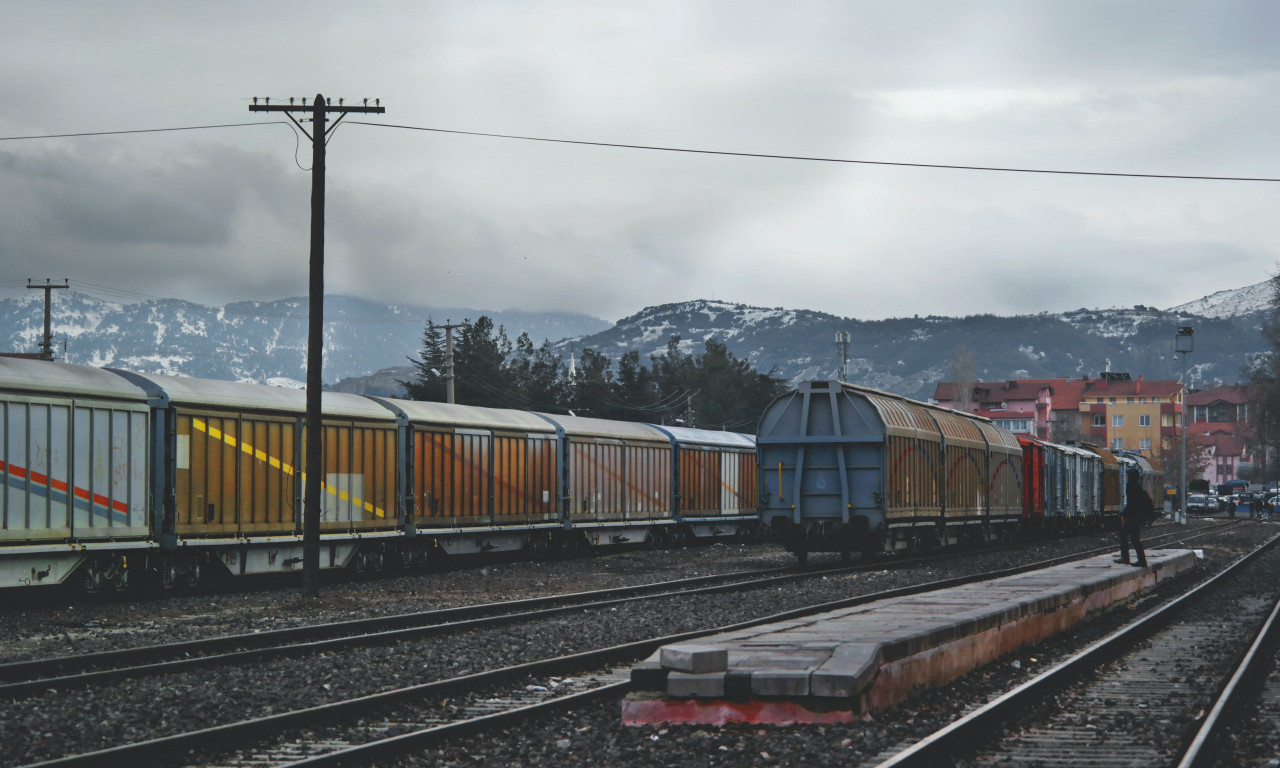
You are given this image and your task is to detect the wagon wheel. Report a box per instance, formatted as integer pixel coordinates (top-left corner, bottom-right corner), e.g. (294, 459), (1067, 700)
(81, 561), (103, 596)
(185, 562), (202, 589)
(527, 534), (551, 561)
(160, 559), (179, 590)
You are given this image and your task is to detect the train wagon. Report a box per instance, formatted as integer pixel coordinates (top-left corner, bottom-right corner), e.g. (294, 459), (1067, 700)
(1082, 442), (1124, 519)
(756, 380), (1022, 563)
(1017, 435), (1050, 527)
(650, 425), (757, 541)
(115, 371), (401, 582)
(1047, 442), (1100, 527)
(370, 397), (562, 560)
(0, 358), (152, 592)
(536, 413), (675, 549)
(0, 359), (764, 594)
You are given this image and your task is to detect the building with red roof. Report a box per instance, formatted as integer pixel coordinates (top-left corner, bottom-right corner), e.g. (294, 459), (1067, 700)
(1187, 385), (1257, 486)
(934, 371), (1184, 457)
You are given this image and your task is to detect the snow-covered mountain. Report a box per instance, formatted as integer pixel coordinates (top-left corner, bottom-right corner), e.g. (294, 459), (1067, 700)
(0, 292), (610, 386)
(1167, 279), (1272, 319)
(551, 281), (1271, 401)
(4, 280), (1269, 402)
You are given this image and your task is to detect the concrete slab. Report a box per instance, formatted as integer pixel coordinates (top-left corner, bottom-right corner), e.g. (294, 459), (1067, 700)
(667, 671), (726, 697)
(623, 548), (1199, 726)
(660, 644), (728, 674)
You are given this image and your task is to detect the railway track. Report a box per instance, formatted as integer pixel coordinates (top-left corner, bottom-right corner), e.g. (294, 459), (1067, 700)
(1, 520), (1227, 701)
(865, 527), (1280, 768)
(10, 521), (1245, 768)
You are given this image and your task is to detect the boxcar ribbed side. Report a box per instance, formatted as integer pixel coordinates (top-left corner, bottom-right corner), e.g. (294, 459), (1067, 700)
(0, 359), (152, 589)
(757, 380), (1023, 562)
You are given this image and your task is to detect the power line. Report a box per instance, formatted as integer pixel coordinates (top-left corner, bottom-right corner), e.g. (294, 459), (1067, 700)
(3, 118), (1275, 183)
(0, 122), (288, 142)
(350, 120), (1280, 183)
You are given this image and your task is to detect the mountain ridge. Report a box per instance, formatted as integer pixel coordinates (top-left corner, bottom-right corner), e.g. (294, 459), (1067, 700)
(3, 280), (1270, 402)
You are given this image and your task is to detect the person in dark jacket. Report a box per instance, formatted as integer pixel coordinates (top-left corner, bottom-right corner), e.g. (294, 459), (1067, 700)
(1117, 470), (1153, 567)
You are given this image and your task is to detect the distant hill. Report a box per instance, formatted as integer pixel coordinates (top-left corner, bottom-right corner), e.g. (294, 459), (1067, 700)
(0, 292), (610, 386)
(6, 281), (1270, 402)
(545, 280), (1271, 401)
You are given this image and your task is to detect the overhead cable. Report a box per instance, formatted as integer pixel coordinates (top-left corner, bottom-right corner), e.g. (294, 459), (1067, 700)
(350, 121), (1280, 183)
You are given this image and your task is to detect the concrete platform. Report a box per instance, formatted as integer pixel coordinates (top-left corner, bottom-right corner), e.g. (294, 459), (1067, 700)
(623, 548), (1200, 726)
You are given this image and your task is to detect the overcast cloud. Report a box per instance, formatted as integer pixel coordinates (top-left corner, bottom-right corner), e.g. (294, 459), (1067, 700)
(2, 1), (1278, 322)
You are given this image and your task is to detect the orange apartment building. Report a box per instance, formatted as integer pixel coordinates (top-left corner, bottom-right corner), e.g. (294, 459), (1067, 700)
(934, 371), (1184, 458)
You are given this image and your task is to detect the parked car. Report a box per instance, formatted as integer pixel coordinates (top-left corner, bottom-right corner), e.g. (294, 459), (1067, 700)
(1186, 494), (1212, 514)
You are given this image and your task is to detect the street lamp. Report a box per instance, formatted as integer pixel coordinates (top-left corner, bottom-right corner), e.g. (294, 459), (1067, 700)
(1176, 326), (1194, 523)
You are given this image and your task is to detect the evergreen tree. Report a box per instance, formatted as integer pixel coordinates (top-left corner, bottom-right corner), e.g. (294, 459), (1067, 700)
(405, 322), (786, 434)
(650, 336), (698, 425)
(569, 348), (615, 418)
(615, 350), (657, 414)
(506, 332), (567, 412)
(452, 316), (512, 407)
(402, 319), (447, 401)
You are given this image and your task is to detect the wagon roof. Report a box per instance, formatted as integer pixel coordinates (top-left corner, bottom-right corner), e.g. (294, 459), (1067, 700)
(116, 371), (394, 421)
(842, 382), (997, 449)
(648, 425), (756, 449)
(0, 359), (149, 402)
(374, 397), (558, 433)
(535, 412), (670, 442)
(1080, 442), (1121, 467)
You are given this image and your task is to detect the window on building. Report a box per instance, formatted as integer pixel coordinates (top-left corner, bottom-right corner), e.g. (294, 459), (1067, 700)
(1109, 397), (1116, 404)
(1127, 397), (1134, 404)
(1111, 438), (1124, 450)
(1162, 414), (1174, 427)
(1140, 438), (1152, 451)
(1139, 415), (1151, 427)
(1093, 414), (1105, 427)
(1096, 397), (1104, 404)
(1112, 414), (1124, 428)
(995, 419), (1031, 432)
(1139, 397), (1147, 403)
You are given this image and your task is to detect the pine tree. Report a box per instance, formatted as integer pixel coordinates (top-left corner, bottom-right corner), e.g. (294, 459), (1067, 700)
(506, 332), (567, 412)
(569, 348), (615, 418)
(452, 316), (512, 407)
(402, 319), (447, 401)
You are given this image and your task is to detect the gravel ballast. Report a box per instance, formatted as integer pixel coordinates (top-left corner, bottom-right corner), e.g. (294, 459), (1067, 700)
(0, 519), (1266, 767)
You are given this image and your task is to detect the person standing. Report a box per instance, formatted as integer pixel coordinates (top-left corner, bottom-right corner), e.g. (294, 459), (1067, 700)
(1117, 470), (1153, 567)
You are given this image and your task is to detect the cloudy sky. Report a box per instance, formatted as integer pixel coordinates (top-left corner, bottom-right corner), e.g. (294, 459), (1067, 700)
(2, 1), (1278, 322)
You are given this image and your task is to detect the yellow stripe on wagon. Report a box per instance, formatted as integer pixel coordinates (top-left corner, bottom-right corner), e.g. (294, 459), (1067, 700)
(191, 417), (387, 518)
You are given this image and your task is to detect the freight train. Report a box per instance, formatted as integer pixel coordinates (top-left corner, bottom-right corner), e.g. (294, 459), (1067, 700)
(0, 358), (757, 593)
(756, 380), (1163, 563)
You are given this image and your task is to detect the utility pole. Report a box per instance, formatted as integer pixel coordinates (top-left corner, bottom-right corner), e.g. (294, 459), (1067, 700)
(27, 279), (69, 360)
(1175, 325), (1195, 524)
(249, 94), (385, 597)
(835, 331), (851, 382)
(438, 321), (466, 404)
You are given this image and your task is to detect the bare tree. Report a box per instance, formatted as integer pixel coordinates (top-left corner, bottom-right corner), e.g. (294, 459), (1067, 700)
(1161, 429), (1213, 490)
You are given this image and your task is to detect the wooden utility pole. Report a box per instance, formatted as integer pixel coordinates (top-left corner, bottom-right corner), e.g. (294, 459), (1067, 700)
(27, 279), (69, 360)
(438, 321), (466, 404)
(249, 94), (385, 596)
